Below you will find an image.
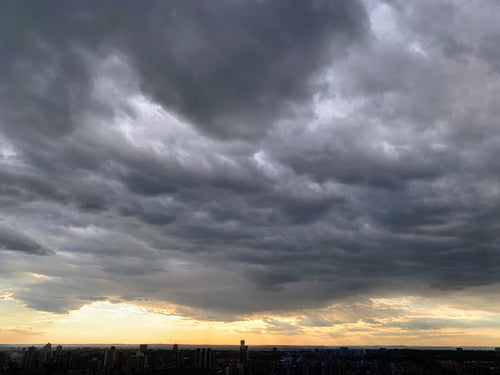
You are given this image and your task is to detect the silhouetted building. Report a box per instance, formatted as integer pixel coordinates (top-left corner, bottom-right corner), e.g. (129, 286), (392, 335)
(104, 346), (118, 369)
(22, 346), (37, 370)
(131, 352), (147, 372)
(195, 348), (214, 369)
(340, 347), (349, 356)
(240, 340), (248, 363)
(39, 344), (52, 366)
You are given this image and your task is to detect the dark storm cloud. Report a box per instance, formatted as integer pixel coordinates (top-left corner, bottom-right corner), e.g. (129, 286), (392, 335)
(0, 225), (53, 256)
(0, 0), (367, 140)
(0, 169), (60, 201)
(1, 0), (500, 322)
(127, 0), (368, 138)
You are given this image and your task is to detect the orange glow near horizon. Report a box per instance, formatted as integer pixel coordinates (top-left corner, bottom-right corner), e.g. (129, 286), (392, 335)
(2, 294), (500, 347)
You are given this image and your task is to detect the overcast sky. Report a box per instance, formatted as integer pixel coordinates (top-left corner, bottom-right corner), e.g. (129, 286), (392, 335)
(2, 0), (500, 345)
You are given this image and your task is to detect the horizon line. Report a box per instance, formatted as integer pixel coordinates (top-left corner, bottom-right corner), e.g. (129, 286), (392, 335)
(2, 343), (499, 349)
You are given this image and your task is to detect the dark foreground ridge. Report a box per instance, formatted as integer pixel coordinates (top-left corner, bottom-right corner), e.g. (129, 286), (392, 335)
(2, 341), (500, 375)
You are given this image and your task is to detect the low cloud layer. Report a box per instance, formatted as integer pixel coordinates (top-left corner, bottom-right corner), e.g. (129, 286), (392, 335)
(1, 0), (500, 328)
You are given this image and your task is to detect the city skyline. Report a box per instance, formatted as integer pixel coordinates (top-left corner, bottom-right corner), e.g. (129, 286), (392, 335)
(6, 341), (500, 374)
(2, 0), (500, 346)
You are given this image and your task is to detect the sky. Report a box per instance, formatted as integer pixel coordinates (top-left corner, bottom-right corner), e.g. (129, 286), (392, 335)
(1, 0), (500, 346)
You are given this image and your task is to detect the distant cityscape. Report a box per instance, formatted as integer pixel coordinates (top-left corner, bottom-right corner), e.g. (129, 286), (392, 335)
(2, 340), (500, 375)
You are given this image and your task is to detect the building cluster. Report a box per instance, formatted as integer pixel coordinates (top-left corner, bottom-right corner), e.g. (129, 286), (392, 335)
(2, 342), (500, 374)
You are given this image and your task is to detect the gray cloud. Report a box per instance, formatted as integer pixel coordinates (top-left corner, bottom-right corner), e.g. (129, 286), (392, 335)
(124, 0), (368, 138)
(298, 315), (334, 328)
(0, 225), (53, 256)
(1, 0), (500, 324)
(0, 0), (368, 141)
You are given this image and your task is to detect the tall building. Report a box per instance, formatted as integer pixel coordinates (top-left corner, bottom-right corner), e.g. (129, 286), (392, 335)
(131, 352), (147, 372)
(195, 348), (213, 369)
(22, 347), (37, 370)
(39, 344), (52, 366)
(104, 346), (118, 369)
(240, 340), (248, 363)
(139, 344), (148, 354)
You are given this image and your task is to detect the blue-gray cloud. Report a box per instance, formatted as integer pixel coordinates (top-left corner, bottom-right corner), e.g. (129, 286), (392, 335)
(0, 225), (53, 256)
(1, 0), (500, 322)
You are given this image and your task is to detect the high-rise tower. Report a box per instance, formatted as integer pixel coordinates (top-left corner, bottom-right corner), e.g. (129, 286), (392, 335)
(239, 340), (248, 363)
